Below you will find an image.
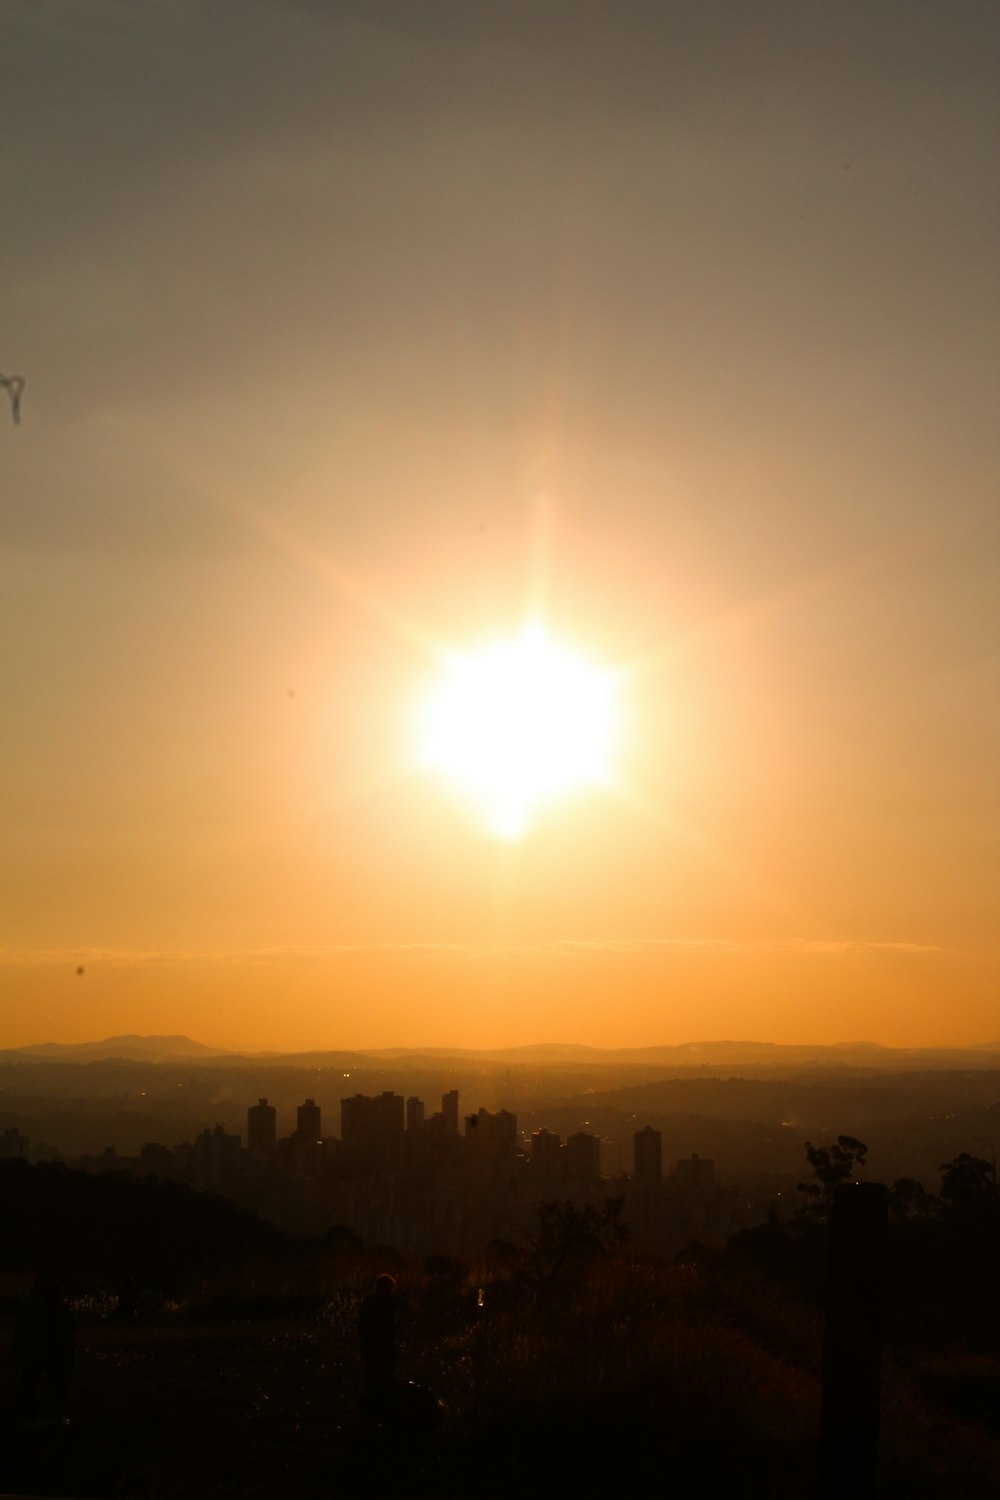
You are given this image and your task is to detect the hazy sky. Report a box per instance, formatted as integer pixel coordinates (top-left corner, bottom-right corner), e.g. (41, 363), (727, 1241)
(2, 1), (997, 1051)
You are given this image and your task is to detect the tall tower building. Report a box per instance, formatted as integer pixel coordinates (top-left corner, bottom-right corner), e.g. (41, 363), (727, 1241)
(247, 1097), (276, 1156)
(341, 1094), (369, 1148)
(339, 1091), (404, 1169)
(466, 1108), (519, 1169)
(297, 1098), (322, 1141)
(442, 1089), (459, 1134)
(193, 1123), (242, 1192)
(531, 1128), (562, 1164)
(374, 1091), (405, 1169)
(1, 1126), (28, 1159)
(406, 1096), (425, 1131)
(633, 1126), (662, 1186)
(566, 1131), (601, 1182)
(493, 1108), (518, 1157)
(675, 1152), (715, 1192)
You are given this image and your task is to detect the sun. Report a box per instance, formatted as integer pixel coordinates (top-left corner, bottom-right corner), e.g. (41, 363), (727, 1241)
(417, 622), (618, 839)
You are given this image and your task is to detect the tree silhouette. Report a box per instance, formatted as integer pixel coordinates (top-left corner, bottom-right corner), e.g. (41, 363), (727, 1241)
(887, 1176), (939, 1223)
(938, 1152), (997, 1206)
(937, 1153), (999, 1235)
(797, 1136), (868, 1218)
(528, 1196), (629, 1280)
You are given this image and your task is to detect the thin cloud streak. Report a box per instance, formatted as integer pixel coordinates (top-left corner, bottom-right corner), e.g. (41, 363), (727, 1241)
(1, 937), (946, 968)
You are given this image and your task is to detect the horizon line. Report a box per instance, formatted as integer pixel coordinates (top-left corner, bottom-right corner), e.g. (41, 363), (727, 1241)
(5, 1034), (998, 1057)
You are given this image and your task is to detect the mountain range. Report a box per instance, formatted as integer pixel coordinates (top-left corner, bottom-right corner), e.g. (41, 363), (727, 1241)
(3, 1034), (999, 1070)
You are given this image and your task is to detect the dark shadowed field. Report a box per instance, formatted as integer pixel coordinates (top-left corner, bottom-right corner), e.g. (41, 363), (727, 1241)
(2, 1255), (999, 1500)
(1, 1296), (438, 1500)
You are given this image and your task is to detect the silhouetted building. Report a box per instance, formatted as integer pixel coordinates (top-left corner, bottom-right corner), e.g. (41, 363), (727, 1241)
(79, 1146), (123, 1174)
(248, 1097), (277, 1156)
(340, 1091), (405, 1171)
(374, 1091), (404, 1168)
(422, 1111), (455, 1148)
(531, 1129), (561, 1164)
(291, 1132), (334, 1179)
(664, 1153), (734, 1245)
(193, 1124), (242, 1193)
(139, 1142), (172, 1176)
(341, 1094), (370, 1148)
(42, 1060), (759, 1259)
(1, 1125), (28, 1159)
(528, 1128), (563, 1190)
(634, 1126), (662, 1185)
(406, 1096), (424, 1131)
(674, 1152), (715, 1192)
(297, 1098), (322, 1140)
(465, 1108), (518, 1169)
(490, 1108), (518, 1157)
(566, 1131), (601, 1183)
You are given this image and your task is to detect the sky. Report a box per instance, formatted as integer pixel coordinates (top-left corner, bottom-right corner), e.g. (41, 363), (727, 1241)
(1, 0), (998, 1052)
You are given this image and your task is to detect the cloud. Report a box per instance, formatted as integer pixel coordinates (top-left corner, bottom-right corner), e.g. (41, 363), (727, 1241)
(536, 938), (943, 957)
(0, 936), (945, 969)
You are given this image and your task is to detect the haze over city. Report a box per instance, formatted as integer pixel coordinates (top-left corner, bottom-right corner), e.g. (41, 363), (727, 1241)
(2, 1), (997, 1056)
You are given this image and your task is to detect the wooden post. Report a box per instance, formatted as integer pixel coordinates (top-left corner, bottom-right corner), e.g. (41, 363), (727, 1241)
(819, 1181), (888, 1498)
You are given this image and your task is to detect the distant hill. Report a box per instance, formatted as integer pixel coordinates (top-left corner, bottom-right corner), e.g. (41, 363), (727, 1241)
(4, 1035), (999, 1072)
(11, 1034), (234, 1063)
(355, 1039), (1000, 1072)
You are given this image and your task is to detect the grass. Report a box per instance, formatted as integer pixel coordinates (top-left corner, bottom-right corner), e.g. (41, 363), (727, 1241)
(1, 1247), (997, 1497)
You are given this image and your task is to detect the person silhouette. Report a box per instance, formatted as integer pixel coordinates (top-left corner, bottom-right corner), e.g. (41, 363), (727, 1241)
(44, 1280), (76, 1424)
(358, 1274), (412, 1393)
(12, 1274), (76, 1426)
(12, 1276), (47, 1426)
(115, 1275), (137, 1321)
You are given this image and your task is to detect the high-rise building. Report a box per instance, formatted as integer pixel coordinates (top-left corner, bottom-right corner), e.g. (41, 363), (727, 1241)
(297, 1098), (322, 1141)
(341, 1094), (369, 1149)
(442, 1089), (459, 1134)
(139, 1141), (173, 1175)
(406, 1096), (425, 1131)
(339, 1091), (404, 1169)
(492, 1108), (518, 1156)
(566, 1131), (601, 1182)
(531, 1128), (562, 1164)
(0, 1125), (28, 1159)
(193, 1124), (242, 1192)
(674, 1152), (715, 1192)
(633, 1126), (662, 1186)
(374, 1091), (405, 1167)
(465, 1108), (519, 1166)
(247, 1097), (277, 1156)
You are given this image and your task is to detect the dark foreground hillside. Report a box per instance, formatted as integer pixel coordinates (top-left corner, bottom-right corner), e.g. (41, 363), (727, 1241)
(1, 1162), (998, 1498)
(3, 1264), (998, 1499)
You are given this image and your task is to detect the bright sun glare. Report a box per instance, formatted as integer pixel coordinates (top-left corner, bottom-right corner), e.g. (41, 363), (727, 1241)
(418, 623), (617, 839)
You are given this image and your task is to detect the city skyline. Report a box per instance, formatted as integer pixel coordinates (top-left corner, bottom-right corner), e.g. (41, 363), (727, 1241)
(1, 1074), (742, 1259)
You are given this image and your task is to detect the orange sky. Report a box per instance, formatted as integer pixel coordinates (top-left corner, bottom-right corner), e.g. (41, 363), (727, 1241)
(1, 2), (997, 1050)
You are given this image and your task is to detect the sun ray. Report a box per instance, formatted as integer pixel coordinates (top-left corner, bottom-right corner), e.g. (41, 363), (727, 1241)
(135, 419), (446, 665)
(625, 548), (886, 685)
